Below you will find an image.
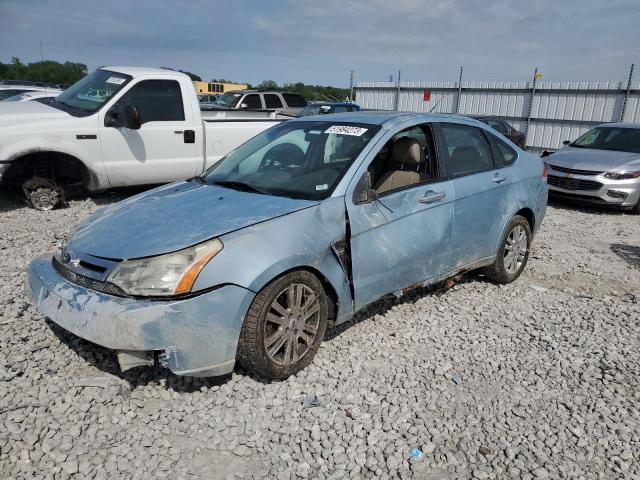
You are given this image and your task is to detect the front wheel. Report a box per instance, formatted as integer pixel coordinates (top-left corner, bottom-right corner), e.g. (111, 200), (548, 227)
(236, 271), (328, 380)
(482, 215), (532, 283)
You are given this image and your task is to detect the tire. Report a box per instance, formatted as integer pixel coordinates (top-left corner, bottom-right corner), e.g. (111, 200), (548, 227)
(630, 198), (640, 215)
(482, 215), (532, 284)
(236, 270), (329, 380)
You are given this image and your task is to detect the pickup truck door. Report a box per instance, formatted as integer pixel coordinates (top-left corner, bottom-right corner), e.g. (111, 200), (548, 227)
(98, 78), (200, 187)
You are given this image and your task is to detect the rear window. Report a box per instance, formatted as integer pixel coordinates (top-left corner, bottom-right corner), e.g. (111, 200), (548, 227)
(283, 93), (307, 108)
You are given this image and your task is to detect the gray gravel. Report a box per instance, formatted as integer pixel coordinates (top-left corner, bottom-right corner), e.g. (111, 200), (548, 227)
(1, 188), (639, 479)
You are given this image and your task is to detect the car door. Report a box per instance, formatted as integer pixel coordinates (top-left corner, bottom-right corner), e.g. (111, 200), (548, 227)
(435, 122), (517, 269)
(347, 123), (455, 309)
(99, 78), (200, 186)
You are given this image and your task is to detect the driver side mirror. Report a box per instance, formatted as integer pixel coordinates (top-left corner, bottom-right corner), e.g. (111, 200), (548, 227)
(124, 105), (141, 130)
(539, 150), (553, 158)
(353, 171), (379, 205)
(239, 103), (249, 109)
(562, 140), (571, 146)
(104, 109), (120, 128)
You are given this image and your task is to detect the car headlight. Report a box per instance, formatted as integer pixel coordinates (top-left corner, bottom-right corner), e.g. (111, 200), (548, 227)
(603, 170), (640, 180)
(107, 238), (223, 297)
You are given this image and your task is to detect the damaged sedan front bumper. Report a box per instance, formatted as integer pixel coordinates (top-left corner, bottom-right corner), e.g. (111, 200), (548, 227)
(25, 255), (255, 377)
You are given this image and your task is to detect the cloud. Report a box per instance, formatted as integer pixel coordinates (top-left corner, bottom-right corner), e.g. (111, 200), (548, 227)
(0, 0), (638, 85)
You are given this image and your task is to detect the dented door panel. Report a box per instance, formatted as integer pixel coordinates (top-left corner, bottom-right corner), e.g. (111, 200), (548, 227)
(347, 180), (455, 309)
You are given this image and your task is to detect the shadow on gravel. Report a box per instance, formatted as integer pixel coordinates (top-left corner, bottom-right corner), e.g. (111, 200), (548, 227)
(611, 243), (640, 269)
(548, 196), (631, 215)
(45, 271), (482, 391)
(324, 274), (480, 342)
(46, 319), (234, 393)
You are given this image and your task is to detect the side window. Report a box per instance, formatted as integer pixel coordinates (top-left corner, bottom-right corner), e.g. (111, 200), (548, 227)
(242, 94), (262, 109)
(368, 124), (438, 195)
(493, 137), (518, 166)
(118, 79), (185, 124)
(439, 123), (494, 177)
(264, 94), (283, 109)
(283, 93), (307, 107)
(333, 106), (348, 113)
(487, 119), (508, 134)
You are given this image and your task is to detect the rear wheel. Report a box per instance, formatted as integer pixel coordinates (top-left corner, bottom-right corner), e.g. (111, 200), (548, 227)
(482, 215), (532, 283)
(237, 271), (328, 380)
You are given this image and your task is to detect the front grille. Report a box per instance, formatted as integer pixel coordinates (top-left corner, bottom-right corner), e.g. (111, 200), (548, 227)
(547, 175), (603, 191)
(547, 164), (603, 176)
(53, 256), (127, 297)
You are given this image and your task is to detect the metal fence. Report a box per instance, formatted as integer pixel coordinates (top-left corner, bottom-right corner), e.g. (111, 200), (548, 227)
(355, 76), (640, 149)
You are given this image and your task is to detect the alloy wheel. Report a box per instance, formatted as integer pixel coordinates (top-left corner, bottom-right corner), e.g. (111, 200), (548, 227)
(263, 283), (321, 366)
(503, 225), (527, 275)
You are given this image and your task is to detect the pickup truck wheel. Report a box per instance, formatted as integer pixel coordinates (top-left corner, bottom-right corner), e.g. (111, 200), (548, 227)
(28, 187), (61, 211)
(237, 271), (328, 380)
(22, 177), (65, 211)
(482, 215), (532, 284)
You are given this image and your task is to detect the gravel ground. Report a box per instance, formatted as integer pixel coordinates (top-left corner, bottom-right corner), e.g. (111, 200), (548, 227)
(1, 188), (639, 480)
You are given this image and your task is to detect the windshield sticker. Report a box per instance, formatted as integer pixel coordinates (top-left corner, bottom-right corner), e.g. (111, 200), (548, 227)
(315, 184), (329, 191)
(325, 125), (368, 136)
(106, 77), (126, 85)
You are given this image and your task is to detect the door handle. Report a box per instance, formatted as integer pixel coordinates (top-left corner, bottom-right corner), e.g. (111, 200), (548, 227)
(493, 173), (508, 183)
(174, 130), (183, 134)
(419, 191), (446, 204)
(183, 130), (195, 143)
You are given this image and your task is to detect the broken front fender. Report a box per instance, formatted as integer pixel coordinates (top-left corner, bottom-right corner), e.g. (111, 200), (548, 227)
(25, 255), (255, 377)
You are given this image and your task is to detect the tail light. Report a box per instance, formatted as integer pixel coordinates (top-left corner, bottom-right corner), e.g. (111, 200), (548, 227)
(542, 163), (548, 182)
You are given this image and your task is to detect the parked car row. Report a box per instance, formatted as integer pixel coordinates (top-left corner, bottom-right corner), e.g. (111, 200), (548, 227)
(541, 124), (640, 213)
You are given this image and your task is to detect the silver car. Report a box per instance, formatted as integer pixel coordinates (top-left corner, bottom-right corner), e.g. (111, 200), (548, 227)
(544, 123), (640, 213)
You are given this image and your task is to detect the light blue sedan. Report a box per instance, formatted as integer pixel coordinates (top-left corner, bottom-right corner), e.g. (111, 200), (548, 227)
(26, 112), (548, 380)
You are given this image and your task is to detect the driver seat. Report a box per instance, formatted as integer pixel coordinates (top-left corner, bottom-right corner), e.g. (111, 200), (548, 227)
(375, 137), (427, 193)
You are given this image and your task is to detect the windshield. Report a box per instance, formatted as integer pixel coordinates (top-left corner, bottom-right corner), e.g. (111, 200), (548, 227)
(214, 92), (243, 107)
(53, 69), (131, 115)
(202, 121), (380, 200)
(298, 105), (333, 117)
(571, 126), (640, 154)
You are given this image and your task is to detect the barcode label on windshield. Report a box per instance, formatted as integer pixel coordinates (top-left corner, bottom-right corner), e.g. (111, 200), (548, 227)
(106, 77), (126, 85)
(325, 126), (368, 136)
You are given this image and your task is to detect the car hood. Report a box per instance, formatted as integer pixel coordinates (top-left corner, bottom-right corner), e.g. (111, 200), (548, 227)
(68, 180), (319, 259)
(0, 100), (69, 127)
(547, 146), (640, 171)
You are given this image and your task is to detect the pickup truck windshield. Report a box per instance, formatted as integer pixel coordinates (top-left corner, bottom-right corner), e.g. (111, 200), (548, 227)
(52, 70), (131, 116)
(202, 121), (380, 200)
(215, 92), (242, 108)
(572, 126), (640, 154)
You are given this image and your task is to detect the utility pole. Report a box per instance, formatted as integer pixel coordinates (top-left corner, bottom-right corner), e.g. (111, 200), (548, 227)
(620, 63), (635, 122)
(388, 75), (393, 82)
(39, 40), (44, 62)
(525, 67), (540, 148)
(349, 70), (355, 101)
(394, 69), (401, 111)
(455, 66), (463, 113)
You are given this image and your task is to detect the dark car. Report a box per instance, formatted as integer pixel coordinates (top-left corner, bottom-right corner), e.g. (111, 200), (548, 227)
(297, 102), (360, 117)
(468, 115), (526, 149)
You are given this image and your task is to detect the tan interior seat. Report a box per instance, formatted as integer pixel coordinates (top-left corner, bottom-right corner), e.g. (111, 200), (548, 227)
(375, 137), (429, 193)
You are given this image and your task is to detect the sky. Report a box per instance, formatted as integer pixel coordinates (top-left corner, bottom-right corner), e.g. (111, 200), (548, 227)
(1, 0), (639, 87)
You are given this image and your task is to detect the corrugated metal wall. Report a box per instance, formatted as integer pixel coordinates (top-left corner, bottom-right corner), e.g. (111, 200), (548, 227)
(355, 80), (640, 149)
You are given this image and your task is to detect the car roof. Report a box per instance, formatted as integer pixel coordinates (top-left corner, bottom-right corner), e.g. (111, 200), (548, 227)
(596, 122), (640, 129)
(288, 111), (485, 127)
(224, 90), (305, 95)
(306, 101), (358, 107)
(101, 66), (190, 78)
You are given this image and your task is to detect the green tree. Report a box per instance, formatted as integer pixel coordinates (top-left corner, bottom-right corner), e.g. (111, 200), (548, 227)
(0, 58), (87, 85)
(256, 80), (279, 90)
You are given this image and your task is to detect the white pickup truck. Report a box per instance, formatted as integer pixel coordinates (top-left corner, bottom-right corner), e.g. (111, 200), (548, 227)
(0, 66), (287, 210)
